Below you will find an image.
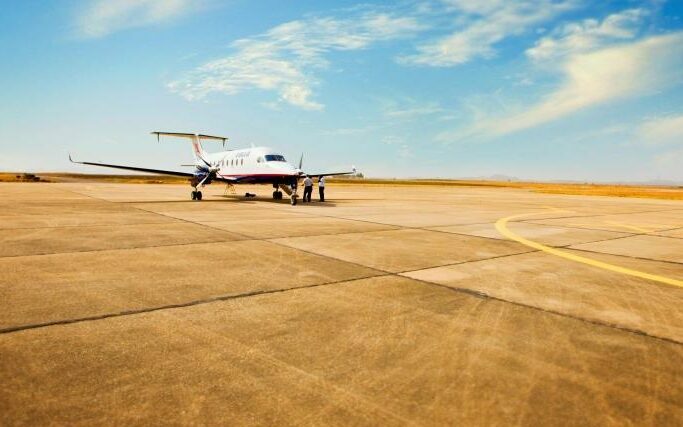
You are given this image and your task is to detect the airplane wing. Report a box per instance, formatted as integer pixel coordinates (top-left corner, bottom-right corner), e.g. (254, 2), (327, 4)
(68, 155), (237, 182)
(304, 171), (356, 178)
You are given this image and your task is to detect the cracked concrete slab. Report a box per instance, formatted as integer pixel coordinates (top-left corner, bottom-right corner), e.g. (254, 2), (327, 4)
(272, 229), (531, 273)
(0, 222), (243, 257)
(0, 240), (380, 330)
(655, 227), (683, 239)
(0, 211), (176, 229)
(570, 234), (683, 263)
(1, 276), (681, 426)
(403, 250), (683, 342)
(529, 211), (683, 234)
(200, 216), (398, 239)
(428, 221), (631, 247)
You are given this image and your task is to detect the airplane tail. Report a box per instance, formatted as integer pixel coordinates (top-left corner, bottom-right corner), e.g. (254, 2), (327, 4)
(189, 136), (207, 164)
(151, 132), (228, 165)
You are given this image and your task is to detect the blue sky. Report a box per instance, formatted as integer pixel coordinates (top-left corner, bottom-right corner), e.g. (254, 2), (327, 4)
(1, 0), (683, 182)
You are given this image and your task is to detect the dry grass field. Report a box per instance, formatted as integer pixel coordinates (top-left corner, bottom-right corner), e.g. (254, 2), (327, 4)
(337, 179), (683, 200)
(4, 172), (680, 201)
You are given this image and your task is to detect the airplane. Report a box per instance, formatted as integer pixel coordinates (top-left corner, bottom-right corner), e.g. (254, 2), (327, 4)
(69, 132), (356, 205)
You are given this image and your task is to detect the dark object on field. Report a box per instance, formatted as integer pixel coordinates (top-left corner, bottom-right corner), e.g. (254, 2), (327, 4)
(245, 192), (256, 198)
(20, 173), (44, 182)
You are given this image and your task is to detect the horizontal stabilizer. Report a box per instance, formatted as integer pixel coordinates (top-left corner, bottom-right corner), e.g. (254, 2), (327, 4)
(151, 132), (228, 146)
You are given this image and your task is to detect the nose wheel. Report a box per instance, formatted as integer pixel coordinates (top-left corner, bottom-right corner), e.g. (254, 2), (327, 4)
(191, 190), (203, 201)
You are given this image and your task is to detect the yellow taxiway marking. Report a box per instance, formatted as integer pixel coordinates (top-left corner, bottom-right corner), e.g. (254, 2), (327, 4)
(496, 211), (683, 289)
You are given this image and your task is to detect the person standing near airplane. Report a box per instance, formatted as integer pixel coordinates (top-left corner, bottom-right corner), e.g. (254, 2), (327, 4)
(318, 176), (325, 202)
(303, 175), (313, 202)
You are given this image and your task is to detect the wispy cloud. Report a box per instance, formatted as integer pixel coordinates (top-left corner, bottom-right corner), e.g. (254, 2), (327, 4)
(637, 114), (683, 145)
(461, 32), (683, 138)
(400, 0), (580, 67)
(526, 8), (647, 61)
(169, 11), (423, 110)
(76, 0), (201, 38)
(436, 6), (669, 142)
(384, 102), (445, 119)
(381, 135), (413, 158)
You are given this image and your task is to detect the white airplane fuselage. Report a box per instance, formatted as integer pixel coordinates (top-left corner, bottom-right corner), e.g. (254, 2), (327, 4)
(200, 146), (300, 184)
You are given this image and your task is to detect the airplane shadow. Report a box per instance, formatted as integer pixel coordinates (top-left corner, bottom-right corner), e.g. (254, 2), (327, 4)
(120, 195), (377, 206)
(227, 196), (340, 207)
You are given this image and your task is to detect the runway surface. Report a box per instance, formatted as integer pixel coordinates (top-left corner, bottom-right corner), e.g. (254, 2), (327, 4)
(1, 182), (682, 425)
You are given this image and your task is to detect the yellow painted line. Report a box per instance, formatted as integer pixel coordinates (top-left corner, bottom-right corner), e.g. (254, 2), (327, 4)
(495, 211), (683, 289)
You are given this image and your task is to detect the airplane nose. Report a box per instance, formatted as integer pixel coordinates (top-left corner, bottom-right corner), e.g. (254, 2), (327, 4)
(272, 163), (298, 174)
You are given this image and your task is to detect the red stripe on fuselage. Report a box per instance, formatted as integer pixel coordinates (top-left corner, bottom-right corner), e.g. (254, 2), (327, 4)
(218, 173), (296, 178)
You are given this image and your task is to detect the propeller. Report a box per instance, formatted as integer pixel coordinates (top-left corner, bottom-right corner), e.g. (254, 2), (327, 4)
(197, 153), (214, 170)
(194, 153), (220, 188)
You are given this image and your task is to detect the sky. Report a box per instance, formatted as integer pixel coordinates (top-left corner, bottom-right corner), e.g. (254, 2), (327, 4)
(1, 0), (683, 182)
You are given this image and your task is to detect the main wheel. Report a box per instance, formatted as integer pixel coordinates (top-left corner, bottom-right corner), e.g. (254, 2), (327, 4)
(196, 191), (203, 201)
(191, 191), (197, 200)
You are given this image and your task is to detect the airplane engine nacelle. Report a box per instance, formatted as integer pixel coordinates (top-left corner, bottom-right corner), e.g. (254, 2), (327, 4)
(191, 172), (213, 187)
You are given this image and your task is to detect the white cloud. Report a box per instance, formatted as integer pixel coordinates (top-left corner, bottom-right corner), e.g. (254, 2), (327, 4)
(76, 0), (200, 38)
(385, 103), (444, 119)
(400, 0), (579, 67)
(382, 135), (403, 145)
(443, 32), (683, 140)
(169, 12), (423, 110)
(526, 8), (647, 61)
(637, 114), (683, 145)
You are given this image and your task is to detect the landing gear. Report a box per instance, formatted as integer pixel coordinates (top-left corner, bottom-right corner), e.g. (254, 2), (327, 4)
(272, 191), (283, 200)
(191, 190), (203, 201)
(291, 194), (297, 206)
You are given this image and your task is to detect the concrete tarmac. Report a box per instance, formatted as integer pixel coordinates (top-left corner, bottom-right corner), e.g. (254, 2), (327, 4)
(1, 182), (682, 426)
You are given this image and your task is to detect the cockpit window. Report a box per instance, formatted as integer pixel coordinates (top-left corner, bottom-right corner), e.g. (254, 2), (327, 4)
(265, 154), (286, 162)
